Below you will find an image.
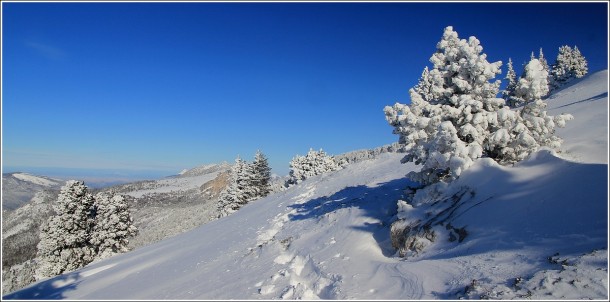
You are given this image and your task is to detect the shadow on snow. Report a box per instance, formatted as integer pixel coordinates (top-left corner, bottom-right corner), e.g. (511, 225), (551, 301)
(2, 271), (82, 300)
(287, 177), (418, 257)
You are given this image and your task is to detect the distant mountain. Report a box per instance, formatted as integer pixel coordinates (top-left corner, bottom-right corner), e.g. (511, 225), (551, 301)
(1, 173), (64, 211)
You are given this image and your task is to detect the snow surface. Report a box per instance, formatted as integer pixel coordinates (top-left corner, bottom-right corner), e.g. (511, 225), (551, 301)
(4, 70), (608, 300)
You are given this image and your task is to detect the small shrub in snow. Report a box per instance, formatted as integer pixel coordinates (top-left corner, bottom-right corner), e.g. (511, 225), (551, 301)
(286, 148), (341, 185)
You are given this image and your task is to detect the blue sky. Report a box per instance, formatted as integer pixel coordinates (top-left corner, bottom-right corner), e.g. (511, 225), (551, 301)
(2, 2), (608, 180)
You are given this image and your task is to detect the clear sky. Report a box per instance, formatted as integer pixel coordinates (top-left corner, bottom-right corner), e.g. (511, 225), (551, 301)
(2, 1), (608, 181)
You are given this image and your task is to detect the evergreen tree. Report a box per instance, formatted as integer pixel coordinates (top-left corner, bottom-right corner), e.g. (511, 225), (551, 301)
(516, 59), (549, 102)
(538, 48), (551, 97)
(571, 46), (588, 78)
(90, 193), (138, 261)
(385, 27), (573, 186)
(287, 148), (340, 185)
(236, 159), (258, 202)
(385, 26), (504, 185)
(502, 58), (521, 107)
(217, 156), (246, 217)
(251, 150), (272, 198)
(413, 66), (434, 102)
(539, 48), (549, 73)
(488, 59), (573, 164)
(550, 45), (588, 91)
(35, 181), (96, 279)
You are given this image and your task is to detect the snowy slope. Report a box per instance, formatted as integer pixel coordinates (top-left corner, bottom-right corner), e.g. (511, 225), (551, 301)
(4, 70), (608, 300)
(1, 173), (64, 211)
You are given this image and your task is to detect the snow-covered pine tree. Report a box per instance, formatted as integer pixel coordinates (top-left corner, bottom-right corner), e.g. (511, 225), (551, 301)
(413, 66), (434, 103)
(251, 150), (272, 198)
(571, 46), (588, 78)
(90, 192), (138, 261)
(217, 157), (246, 217)
(236, 159), (258, 202)
(518, 59), (573, 150)
(538, 48), (551, 97)
(35, 180), (96, 279)
(550, 45), (588, 91)
(385, 26), (505, 185)
(385, 27), (574, 185)
(502, 58), (521, 107)
(287, 148), (341, 185)
(516, 59), (550, 102)
(488, 59), (573, 164)
(539, 48), (549, 73)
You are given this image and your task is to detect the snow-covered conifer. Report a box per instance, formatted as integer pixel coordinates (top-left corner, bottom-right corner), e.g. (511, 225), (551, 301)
(516, 59), (550, 102)
(385, 27), (573, 185)
(287, 148), (341, 185)
(90, 193), (138, 261)
(236, 160), (258, 202)
(413, 66), (434, 102)
(502, 58), (521, 107)
(550, 45), (588, 91)
(35, 180), (96, 279)
(539, 48), (549, 73)
(217, 157), (246, 217)
(571, 46), (588, 78)
(487, 59), (573, 163)
(385, 26), (505, 185)
(251, 150), (272, 198)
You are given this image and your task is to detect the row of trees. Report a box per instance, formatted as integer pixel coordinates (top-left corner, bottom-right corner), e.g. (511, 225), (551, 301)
(503, 46), (588, 107)
(287, 148), (343, 186)
(217, 150), (272, 217)
(35, 181), (137, 280)
(385, 26), (574, 186)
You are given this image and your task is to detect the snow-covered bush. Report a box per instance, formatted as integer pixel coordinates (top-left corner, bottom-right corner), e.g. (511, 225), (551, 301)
(550, 45), (588, 91)
(35, 180), (96, 279)
(287, 148), (341, 185)
(90, 193), (138, 261)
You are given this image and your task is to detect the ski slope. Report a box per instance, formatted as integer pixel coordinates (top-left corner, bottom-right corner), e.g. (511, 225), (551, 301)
(4, 70), (608, 300)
